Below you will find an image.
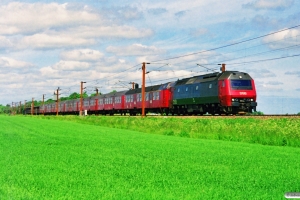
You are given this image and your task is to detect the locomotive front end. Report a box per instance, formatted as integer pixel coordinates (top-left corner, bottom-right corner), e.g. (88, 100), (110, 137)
(218, 71), (257, 114)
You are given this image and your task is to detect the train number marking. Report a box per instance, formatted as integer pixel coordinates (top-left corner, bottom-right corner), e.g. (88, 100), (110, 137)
(239, 92), (247, 95)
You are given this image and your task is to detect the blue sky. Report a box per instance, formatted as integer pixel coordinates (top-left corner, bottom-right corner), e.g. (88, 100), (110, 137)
(0, 0), (300, 114)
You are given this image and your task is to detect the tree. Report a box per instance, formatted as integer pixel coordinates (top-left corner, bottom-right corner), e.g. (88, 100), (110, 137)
(0, 104), (10, 114)
(68, 92), (81, 100)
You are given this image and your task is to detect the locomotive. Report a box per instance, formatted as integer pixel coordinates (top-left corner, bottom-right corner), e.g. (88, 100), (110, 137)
(40, 67), (257, 115)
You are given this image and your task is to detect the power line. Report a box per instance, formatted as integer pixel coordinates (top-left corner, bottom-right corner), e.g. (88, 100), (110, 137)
(226, 53), (300, 66)
(149, 24), (300, 63)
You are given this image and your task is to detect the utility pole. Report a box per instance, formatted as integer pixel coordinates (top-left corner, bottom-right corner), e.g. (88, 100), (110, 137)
(80, 81), (86, 116)
(95, 88), (99, 96)
(54, 88), (60, 116)
(42, 94), (45, 115)
(11, 102), (13, 115)
(19, 101), (21, 114)
(131, 82), (135, 89)
(31, 98), (34, 115)
(141, 62), (150, 117)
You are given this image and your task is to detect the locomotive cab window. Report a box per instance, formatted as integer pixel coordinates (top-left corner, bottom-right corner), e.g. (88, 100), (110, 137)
(230, 80), (252, 90)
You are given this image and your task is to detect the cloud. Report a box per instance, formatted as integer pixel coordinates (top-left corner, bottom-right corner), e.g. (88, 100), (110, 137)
(262, 29), (300, 49)
(285, 71), (300, 76)
(106, 43), (166, 56)
(18, 33), (95, 49)
(0, 36), (13, 49)
(0, 2), (153, 50)
(296, 88), (300, 91)
(13, 25), (152, 50)
(175, 10), (187, 18)
(248, 69), (277, 78)
(190, 28), (209, 37)
(250, 15), (278, 28)
(0, 57), (34, 69)
(266, 81), (283, 85)
(51, 60), (91, 71)
(60, 49), (104, 62)
(148, 8), (167, 15)
(116, 6), (143, 20)
(243, 0), (294, 10)
(0, 2), (101, 35)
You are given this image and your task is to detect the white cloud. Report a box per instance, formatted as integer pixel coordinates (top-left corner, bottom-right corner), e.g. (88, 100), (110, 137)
(72, 26), (153, 39)
(106, 43), (165, 56)
(115, 6), (143, 20)
(0, 2), (153, 50)
(0, 57), (34, 68)
(0, 2), (100, 35)
(12, 25), (152, 50)
(147, 8), (167, 15)
(0, 36), (13, 49)
(262, 29), (300, 49)
(191, 28), (209, 37)
(60, 49), (104, 62)
(243, 0), (294, 10)
(52, 60), (91, 71)
(18, 33), (96, 49)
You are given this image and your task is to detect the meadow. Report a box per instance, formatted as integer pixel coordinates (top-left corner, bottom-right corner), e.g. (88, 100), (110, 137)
(1, 115), (300, 199)
(42, 115), (300, 148)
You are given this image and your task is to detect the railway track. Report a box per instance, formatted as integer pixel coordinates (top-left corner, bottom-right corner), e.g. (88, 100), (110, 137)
(143, 114), (300, 118)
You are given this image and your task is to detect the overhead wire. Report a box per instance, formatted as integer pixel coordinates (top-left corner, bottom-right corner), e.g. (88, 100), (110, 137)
(148, 24), (300, 63)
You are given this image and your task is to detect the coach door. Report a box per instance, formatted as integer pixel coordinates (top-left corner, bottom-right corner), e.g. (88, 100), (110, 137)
(218, 80), (226, 105)
(149, 92), (153, 108)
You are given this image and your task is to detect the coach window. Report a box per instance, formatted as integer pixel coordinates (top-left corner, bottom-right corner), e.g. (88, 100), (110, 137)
(157, 92), (160, 100)
(186, 87), (188, 92)
(222, 81), (225, 87)
(209, 84), (212, 89)
(178, 88), (180, 93)
(196, 85), (198, 90)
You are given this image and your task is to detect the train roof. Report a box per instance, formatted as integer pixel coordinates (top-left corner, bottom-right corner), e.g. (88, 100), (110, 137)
(125, 84), (162, 95)
(174, 71), (252, 86)
(90, 90), (128, 99)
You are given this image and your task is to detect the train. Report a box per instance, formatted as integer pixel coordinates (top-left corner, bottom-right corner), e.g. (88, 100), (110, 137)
(39, 67), (257, 116)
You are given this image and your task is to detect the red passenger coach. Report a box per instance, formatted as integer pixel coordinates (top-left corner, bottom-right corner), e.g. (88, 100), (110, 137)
(124, 82), (174, 115)
(91, 91), (126, 115)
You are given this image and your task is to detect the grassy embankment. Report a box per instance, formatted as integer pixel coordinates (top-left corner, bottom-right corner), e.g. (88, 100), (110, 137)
(41, 115), (300, 148)
(1, 115), (300, 199)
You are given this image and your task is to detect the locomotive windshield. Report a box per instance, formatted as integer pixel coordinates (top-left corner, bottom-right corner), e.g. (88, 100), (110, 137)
(230, 80), (252, 90)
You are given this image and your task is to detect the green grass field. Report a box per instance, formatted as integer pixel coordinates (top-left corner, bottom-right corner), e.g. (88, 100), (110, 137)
(42, 115), (300, 147)
(1, 115), (300, 199)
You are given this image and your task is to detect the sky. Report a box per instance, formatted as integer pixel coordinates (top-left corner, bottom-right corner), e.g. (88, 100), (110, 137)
(0, 0), (300, 114)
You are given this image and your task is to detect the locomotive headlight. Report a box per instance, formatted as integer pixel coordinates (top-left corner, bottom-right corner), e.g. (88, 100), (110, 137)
(251, 99), (253, 101)
(232, 98), (235, 102)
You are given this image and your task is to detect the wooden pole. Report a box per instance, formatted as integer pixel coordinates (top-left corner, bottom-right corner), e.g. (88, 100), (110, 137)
(142, 63), (146, 117)
(80, 81), (86, 116)
(42, 94), (45, 115)
(55, 88), (60, 116)
(31, 98), (34, 115)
